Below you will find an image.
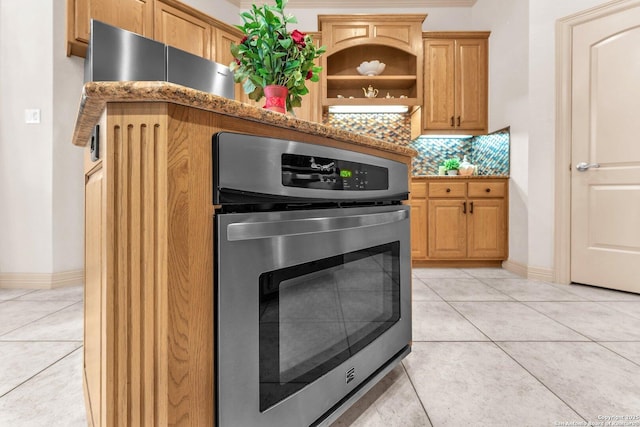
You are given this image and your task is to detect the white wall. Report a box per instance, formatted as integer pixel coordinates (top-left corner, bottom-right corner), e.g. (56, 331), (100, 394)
(470, 0), (530, 267)
(183, 0), (242, 25)
(1, 0), (56, 274)
(526, 0), (605, 271)
(52, 0), (85, 272)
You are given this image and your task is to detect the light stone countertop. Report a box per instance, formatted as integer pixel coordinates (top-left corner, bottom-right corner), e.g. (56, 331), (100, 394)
(71, 81), (417, 159)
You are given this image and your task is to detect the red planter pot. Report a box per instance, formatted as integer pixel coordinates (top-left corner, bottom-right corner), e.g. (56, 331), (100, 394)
(263, 85), (288, 113)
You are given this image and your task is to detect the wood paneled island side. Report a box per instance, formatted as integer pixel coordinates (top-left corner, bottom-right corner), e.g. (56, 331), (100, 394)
(72, 81), (415, 427)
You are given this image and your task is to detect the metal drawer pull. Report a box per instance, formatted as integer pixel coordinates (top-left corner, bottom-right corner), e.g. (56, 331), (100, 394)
(457, 116), (461, 127)
(470, 201), (474, 213)
(446, 188), (451, 193)
(485, 188), (491, 193)
(576, 162), (600, 172)
(450, 116), (454, 127)
(463, 201), (467, 214)
(227, 210), (408, 241)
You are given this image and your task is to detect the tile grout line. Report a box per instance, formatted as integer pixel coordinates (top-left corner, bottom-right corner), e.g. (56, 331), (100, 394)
(400, 360), (434, 427)
(591, 341), (640, 369)
(0, 346), (83, 399)
(492, 341), (589, 423)
(0, 300), (82, 339)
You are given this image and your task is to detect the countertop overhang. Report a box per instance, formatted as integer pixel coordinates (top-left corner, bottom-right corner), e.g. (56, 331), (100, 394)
(72, 81), (417, 159)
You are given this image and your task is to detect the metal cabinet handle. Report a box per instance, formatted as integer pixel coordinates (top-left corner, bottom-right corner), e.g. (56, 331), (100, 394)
(470, 201), (474, 213)
(457, 116), (461, 127)
(485, 188), (491, 193)
(575, 162), (600, 172)
(463, 201), (467, 214)
(450, 116), (454, 127)
(446, 188), (451, 193)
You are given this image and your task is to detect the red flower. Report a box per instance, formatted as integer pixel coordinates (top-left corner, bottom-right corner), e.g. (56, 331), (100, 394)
(306, 70), (313, 80)
(291, 30), (306, 48)
(240, 35), (248, 44)
(235, 58), (241, 65)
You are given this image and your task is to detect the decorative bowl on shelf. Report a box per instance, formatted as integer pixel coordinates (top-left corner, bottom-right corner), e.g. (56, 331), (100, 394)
(356, 60), (386, 76)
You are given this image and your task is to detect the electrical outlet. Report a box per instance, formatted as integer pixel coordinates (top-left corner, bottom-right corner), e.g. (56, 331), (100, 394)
(25, 109), (41, 124)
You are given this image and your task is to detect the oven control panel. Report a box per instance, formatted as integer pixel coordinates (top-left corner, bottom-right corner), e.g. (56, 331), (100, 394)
(282, 153), (388, 191)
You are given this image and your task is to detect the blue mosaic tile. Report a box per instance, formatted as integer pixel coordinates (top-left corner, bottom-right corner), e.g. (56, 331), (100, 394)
(323, 113), (509, 176)
(410, 128), (510, 176)
(470, 128), (510, 176)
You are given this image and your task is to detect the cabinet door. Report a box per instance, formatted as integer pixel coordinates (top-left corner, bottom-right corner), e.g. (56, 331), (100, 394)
(68, 0), (153, 57)
(467, 199), (506, 259)
(455, 38), (488, 131)
(154, 0), (212, 59)
(428, 199), (467, 259)
(410, 198), (428, 259)
(84, 158), (106, 427)
(423, 40), (456, 130)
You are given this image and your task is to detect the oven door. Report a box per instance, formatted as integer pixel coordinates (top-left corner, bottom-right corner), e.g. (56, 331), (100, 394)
(216, 204), (411, 427)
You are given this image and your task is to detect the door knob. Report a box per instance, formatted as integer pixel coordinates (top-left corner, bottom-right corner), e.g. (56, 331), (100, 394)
(575, 162), (600, 172)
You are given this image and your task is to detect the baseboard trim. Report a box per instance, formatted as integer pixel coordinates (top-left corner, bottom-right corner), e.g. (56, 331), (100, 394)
(0, 270), (84, 289)
(502, 260), (554, 282)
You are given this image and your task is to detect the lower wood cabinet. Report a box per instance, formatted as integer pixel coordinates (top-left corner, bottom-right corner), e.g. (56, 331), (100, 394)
(411, 177), (508, 266)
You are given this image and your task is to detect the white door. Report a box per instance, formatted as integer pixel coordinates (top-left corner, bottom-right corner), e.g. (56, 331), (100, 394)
(571, 3), (640, 293)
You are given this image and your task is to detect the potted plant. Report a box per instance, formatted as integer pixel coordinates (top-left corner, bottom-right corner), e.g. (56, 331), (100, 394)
(230, 0), (326, 113)
(444, 158), (460, 176)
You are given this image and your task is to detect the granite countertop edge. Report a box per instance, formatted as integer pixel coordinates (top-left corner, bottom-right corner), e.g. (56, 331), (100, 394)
(71, 81), (417, 159)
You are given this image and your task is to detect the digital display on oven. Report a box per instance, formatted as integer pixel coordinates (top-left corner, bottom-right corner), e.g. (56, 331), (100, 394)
(281, 153), (388, 191)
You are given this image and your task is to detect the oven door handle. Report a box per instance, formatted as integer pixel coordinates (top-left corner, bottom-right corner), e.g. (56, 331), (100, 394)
(226, 209), (408, 241)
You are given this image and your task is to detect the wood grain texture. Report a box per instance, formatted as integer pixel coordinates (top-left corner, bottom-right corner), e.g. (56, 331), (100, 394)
(420, 33), (489, 135)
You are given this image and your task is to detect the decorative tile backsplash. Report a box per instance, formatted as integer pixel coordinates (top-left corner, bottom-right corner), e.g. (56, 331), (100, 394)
(471, 129), (510, 176)
(411, 128), (510, 176)
(323, 113), (509, 176)
(323, 113), (412, 146)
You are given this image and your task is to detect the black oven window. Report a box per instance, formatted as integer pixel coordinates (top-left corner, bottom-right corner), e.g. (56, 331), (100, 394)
(258, 242), (400, 412)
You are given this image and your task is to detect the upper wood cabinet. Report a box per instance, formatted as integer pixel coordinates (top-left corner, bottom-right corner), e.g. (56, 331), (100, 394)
(318, 14), (425, 110)
(154, 0), (212, 59)
(419, 32), (489, 136)
(67, 0), (153, 57)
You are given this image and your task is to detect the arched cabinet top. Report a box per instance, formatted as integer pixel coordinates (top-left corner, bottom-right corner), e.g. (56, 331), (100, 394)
(319, 14), (426, 110)
(319, 14), (427, 55)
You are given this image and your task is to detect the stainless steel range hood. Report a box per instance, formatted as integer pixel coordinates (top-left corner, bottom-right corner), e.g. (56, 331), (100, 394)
(85, 19), (234, 99)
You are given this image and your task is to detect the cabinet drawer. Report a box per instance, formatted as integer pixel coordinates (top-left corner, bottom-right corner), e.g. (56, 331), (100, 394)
(429, 182), (466, 197)
(468, 181), (506, 198)
(411, 181), (427, 198)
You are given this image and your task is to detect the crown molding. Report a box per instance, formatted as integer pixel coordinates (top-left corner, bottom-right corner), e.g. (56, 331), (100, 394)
(239, 0), (477, 8)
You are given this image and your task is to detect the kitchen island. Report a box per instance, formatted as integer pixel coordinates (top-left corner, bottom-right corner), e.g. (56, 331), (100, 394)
(72, 81), (415, 427)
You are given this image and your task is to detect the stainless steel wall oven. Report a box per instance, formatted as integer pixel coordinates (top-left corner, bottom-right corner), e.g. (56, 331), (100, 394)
(213, 132), (411, 427)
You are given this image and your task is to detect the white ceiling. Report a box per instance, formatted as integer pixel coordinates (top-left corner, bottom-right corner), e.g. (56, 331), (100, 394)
(234, 0), (477, 8)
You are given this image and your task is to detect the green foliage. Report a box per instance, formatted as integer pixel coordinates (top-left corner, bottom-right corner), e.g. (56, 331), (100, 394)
(229, 0), (326, 112)
(444, 158), (461, 171)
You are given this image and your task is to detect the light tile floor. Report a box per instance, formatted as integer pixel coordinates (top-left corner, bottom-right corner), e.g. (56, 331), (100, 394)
(1, 268), (639, 426)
